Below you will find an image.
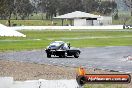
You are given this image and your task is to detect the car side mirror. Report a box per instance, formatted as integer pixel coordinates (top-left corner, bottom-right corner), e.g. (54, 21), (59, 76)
(68, 43), (71, 49)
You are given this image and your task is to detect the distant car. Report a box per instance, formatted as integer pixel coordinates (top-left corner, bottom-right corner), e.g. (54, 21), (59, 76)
(123, 25), (132, 29)
(45, 41), (81, 58)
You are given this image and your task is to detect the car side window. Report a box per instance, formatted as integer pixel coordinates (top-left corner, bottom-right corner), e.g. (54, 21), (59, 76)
(62, 43), (68, 50)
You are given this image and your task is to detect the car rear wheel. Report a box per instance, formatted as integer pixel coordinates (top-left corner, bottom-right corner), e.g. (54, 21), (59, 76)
(59, 55), (63, 58)
(47, 53), (51, 58)
(74, 52), (79, 58)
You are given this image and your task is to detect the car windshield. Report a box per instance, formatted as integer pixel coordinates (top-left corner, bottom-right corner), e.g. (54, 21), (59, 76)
(50, 41), (64, 46)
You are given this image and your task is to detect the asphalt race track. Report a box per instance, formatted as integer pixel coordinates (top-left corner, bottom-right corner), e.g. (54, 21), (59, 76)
(0, 46), (132, 73)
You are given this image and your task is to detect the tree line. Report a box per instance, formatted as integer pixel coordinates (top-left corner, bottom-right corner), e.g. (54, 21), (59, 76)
(0, 0), (117, 26)
(39, 0), (117, 19)
(0, 0), (35, 26)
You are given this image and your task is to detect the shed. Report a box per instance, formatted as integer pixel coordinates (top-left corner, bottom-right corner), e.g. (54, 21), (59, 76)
(54, 11), (112, 26)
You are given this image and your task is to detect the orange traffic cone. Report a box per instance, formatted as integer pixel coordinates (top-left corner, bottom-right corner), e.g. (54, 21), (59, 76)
(78, 66), (86, 76)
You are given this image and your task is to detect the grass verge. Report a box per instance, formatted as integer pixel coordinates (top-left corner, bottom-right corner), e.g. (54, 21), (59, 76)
(0, 30), (132, 52)
(0, 30), (132, 88)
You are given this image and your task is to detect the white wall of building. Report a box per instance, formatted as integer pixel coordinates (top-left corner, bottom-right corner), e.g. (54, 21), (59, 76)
(74, 19), (86, 26)
(86, 20), (93, 26)
(74, 16), (112, 26)
(93, 20), (100, 26)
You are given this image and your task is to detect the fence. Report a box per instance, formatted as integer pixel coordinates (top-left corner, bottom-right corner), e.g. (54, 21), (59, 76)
(11, 25), (124, 30)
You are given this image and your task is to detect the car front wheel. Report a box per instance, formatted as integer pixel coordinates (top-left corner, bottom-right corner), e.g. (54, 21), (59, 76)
(47, 53), (51, 58)
(74, 52), (79, 58)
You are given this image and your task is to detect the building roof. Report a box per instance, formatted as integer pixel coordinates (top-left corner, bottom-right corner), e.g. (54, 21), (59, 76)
(54, 11), (101, 19)
(0, 24), (26, 37)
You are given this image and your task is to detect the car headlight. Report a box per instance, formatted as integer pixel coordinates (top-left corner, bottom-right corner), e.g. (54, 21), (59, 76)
(46, 46), (49, 49)
(45, 46), (50, 50)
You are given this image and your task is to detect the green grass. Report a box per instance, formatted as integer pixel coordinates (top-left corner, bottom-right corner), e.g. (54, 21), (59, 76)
(0, 19), (70, 26)
(0, 30), (132, 52)
(11, 13), (48, 20)
(84, 84), (128, 88)
(2, 13), (46, 20)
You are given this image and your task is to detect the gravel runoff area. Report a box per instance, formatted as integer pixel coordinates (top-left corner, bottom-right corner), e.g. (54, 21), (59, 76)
(0, 60), (132, 88)
(0, 59), (119, 81)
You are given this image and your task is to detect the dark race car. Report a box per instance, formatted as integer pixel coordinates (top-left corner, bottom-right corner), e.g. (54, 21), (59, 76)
(45, 41), (81, 58)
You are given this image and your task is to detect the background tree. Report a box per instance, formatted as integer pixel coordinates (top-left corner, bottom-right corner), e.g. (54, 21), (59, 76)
(83, 0), (99, 13)
(98, 1), (117, 15)
(0, 0), (117, 21)
(124, 0), (132, 16)
(30, 0), (40, 13)
(0, 0), (35, 25)
(0, 0), (14, 26)
(15, 0), (35, 20)
(57, 0), (70, 15)
(39, 0), (59, 19)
